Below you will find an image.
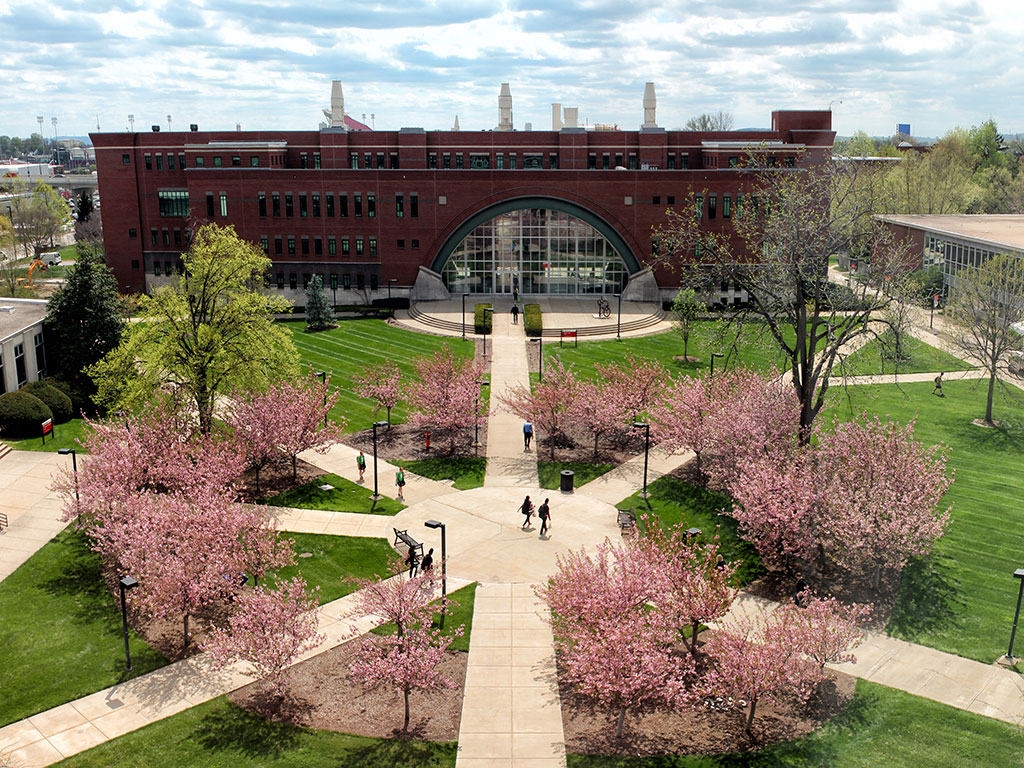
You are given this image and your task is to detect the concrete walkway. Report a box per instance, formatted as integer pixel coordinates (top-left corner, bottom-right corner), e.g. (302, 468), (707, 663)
(484, 308), (539, 488)
(457, 582), (565, 768)
(0, 451), (71, 583)
(575, 446), (695, 505)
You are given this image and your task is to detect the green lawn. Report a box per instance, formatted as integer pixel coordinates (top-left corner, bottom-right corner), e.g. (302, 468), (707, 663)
(842, 335), (973, 377)
(616, 476), (764, 588)
(566, 679), (1024, 768)
(283, 319), (474, 432)
(263, 473), (405, 516)
(538, 461), (616, 490)
(0, 529), (168, 728)
(271, 533), (397, 605)
(54, 696), (457, 767)
(372, 582), (478, 653)
(3, 416), (88, 452)
(825, 379), (1024, 662)
(399, 458), (486, 490)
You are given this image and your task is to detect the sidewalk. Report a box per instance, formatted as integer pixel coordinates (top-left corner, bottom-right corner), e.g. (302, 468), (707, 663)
(0, 451), (70, 583)
(575, 446), (695, 505)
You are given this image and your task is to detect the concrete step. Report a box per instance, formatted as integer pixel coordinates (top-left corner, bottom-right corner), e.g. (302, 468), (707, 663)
(0, 442), (11, 461)
(407, 302), (669, 338)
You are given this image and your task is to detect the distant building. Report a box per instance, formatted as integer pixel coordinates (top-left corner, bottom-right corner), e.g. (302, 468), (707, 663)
(91, 81), (836, 304)
(0, 299), (48, 394)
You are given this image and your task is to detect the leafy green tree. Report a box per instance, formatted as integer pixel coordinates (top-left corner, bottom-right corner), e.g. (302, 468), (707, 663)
(91, 224), (298, 434)
(671, 287), (702, 360)
(2, 177), (71, 262)
(304, 274), (335, 331)
(43, 242), (124, 397)
(967, 119), (1009, 175)
(75, 190), (94, 223)
(882, 131), (978, 215)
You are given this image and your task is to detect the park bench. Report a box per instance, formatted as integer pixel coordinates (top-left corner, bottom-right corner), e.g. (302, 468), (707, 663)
(393, 528), (424, 558)
(617, 507), (636, 535)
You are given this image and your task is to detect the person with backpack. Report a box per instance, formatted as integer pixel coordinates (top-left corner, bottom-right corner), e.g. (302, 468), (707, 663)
(932, 372), (945, 397)
(420, 548), (434, 573)
(523, 421), (533, 451)
(537, 498), (551, 536)
(356, 450), (366, 482)
(520, 495), (535, 529)
(395, 466), (406, 500)
(511, 304), (520, 325)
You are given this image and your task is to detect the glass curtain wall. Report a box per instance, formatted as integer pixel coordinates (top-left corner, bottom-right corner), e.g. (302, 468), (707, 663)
(442, 208), (629, 294)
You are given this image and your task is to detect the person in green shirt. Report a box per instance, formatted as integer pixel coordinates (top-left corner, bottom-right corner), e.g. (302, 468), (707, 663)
(395, 467), (406, 500)
(356, 451), (366, 482)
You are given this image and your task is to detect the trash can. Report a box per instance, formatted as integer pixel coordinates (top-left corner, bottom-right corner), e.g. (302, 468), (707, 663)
(560, 470), (574, 493)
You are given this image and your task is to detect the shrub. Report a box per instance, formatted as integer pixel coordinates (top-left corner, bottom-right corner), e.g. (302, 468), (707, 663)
(474, 303), (493, 335)
(524, 303), (543, 337)
(0, 391), (53, 438)
(20, 381), (73, 423)
(46, 377), (95, 417)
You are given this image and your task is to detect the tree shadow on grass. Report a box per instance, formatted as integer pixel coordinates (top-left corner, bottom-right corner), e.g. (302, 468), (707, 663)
(37, 530), (119, 627)
(337, 737), (457, 768)
(886, 552), (964, 640)
(194, 700), (303, 759)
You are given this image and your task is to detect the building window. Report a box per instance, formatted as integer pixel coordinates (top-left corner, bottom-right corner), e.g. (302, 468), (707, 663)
(667, 154), (675, 170)
(220, 193), (228, 217)
(356, 237), (364, 256)
(455, 154), (464, 169)
(357, 273), (365, 290)
(342, 237), (350, 255)
(272, 193), (281, 217)
(615, 153), (623, 168)
(410, 193), (418, 218)
(364, 153), (372, 169)
(232, 156), (241, 167)
(153, 260), (161, 276)
(411, 239), (419, 248)
(213, 156), (222, 167)
(370, 274), (378, 290)
(158, 190), (189, 217)
(652, 196), (661, 205)
(179, 153), (186, 169)
(144, 154), (152, 170)
(340, 194), (348, 217)
(128, 228), (137, 239)
(151, 228), (158, 246)
(695, 195), (703, 218)
(328, 236), (336, 255)
(131, 259), (140, 270)
(396, 194), (404, 217)
(508, 155), (516, 169)
(369, 237), (377, 256)
(299, 194), (308, 217)
(326, 194), (335, 217)
(195, 156), (205, 167)
(329, 273), (338, 291)
(728, 156), (738, 167)
(785, 156), (795, 168)
(205, 193), (214, 217)
(287, 237), (296, 255)
(470, 154), (490, 169)
(300, 153), (308, 168)
(390, 152), (399, 169)
(343, 273), (351, 289)
(122, 153), (130, 165)
(285, 193), (293, 217)
(350, 153), (358, 169)
(277, 272), (284, 289)
(314, 236), (323, 255)
(258, 193), (267, 217)
(723, 195), (731, 219)
(367, 194), (375, 218)
(155, 154), (163, 171)
(522, 155), (542, 169)
(312, 193), (320, 217)
(162, 229), (170, 246)
(14, 343), (26, 388)
(496, 155), (504, 169)
(429, 153), (437, 169)
(34, 332), (45, 378)
(313, 152), (321, 169)
(167, 154), (176, 171)
(708, 195), (717, 220)
(354, 194), (362, 217)
(174, 228), (181, 245)
(260, 236), (269, 253)
(274, 236), (283, 255)
(250, 155), (259, 167)
(443, 154), (451, 169)
(397, 239), (405, 248)
(588, 154), (597, 170)
(628, 154), (638, 170)
(376, 153), (385, 169)
(667, 196), (675, 205)
(301, 236), (309, 255)
(549, 153), (558, 169)
(289, 273), (297, 290)
(602, 154), (610, 169)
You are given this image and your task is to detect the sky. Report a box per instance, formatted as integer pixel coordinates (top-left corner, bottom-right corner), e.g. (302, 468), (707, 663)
(1, 0), (1023, 141)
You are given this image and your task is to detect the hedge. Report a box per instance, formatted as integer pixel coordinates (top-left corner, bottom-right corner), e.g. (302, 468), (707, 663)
(474, 303), (493, 335)
(524, 303), (543, 337)
(46, 377), (95, 418)
(0, 391), (54, 438)
(20, 381), (73, 423)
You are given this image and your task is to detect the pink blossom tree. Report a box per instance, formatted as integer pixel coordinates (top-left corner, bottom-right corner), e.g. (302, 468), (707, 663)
(205, 577), (323, 697)
(771, 592), (869, 669)
(500, 357), (579, 459)
(349, 567), (440, 638)
(271, 372), (344, 480)
(571, 379), (628, 458)
(650, 374), (716, 473)
(233, 507), (295, 586)
(595, 353), (668, 424)
(354, 361), (403, 427)
(224, 388), (291, 495)
(406, 346), (486, 452)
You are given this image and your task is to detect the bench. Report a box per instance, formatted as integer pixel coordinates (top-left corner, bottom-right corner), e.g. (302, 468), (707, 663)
(617, 507), (636, 535)
(393, 528), (424, 558)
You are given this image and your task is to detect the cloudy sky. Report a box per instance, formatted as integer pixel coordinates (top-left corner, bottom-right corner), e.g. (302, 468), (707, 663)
(1, 0), (1022, 141)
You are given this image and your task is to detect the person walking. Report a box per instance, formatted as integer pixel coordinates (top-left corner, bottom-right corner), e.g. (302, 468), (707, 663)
(405, 547), (419, 578)
(356, 450), (366, 482)
(395, 466), (406, 500)
(932, 372), (945, 397)
(520, 495), (534, 529)
(523, 420), (533, 451)
(538, 498), (551, 536)
(513, 286), (520, 303)
(511, 304), (520, 325)
(420, 548), (434, 574)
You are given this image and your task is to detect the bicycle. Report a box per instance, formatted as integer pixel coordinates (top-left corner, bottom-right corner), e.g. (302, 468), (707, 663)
(597, 299), (611, 318)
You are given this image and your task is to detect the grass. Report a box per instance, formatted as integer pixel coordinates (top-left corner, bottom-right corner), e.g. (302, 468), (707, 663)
(263, 473), (406, 516)
(824, 379), (1024, 662)
(0, 529), (168, 728)
(53, 695), (457, 767)
(398, 458), (486, 490)
(270, 533), (398, 605)
(284, 318), (474, 432)
(842, 335), (973, 377)
(3, 416), (88, 452)
(566, 679), (1024, 768)
(615, 476), (764, 588)
(372, 582), (478, 653)
(538, 461), (616, 490)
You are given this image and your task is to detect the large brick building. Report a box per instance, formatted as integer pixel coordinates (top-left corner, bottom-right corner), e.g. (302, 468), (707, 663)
(91, 83), (835, 304)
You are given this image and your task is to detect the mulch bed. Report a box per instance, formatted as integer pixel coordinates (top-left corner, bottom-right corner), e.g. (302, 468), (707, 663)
(229, 638), (468, 741)
(345, 422), (488, 463)
(534, 429), (646, 466)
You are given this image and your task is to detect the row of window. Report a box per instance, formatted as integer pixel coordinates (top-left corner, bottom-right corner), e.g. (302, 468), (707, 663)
(135, 152), (297, 169)
(255, 191), (420, 219)
(276, 272), (377, 291)
(257, 234), (410, 258)
(0, 335), (43, 395)
(141, 227), (190, 247)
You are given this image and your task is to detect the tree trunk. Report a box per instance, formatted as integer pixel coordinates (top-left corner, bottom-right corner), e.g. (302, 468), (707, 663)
(387, 406), (392, 427)
(745, 697), (758, 734)
(615, 706), (627, 739)
(403, 687), (411, 732)
(254, 465), (261, 496)
(683, 333), (689, 360)
(292, 454), (297, 481)
(594, 432), (599, 459)
(986, 371), (997, 424)
(183, 613), (190, 649)
(690, 619), (701, 655)
(550, 432), (556, 461)
(873, 563), (882, 590)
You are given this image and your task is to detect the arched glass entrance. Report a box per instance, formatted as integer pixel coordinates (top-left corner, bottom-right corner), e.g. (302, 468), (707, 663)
(441, 208), (629, 295)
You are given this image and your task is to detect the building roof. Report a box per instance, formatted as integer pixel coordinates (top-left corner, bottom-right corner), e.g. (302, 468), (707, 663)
(0, 299), (47, 344)
(877, 214), (1024, 253)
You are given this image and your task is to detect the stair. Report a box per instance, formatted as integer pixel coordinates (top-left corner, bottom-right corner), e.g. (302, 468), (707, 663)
(404, 302), (669, 338)
(0, 442), (11, 461)
(406, 303), (469, 334)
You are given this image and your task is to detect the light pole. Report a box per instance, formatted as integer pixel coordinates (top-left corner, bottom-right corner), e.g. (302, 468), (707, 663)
(119, 575), (138, 671)
(315, 370), (328, 427)
(613, 292), (622, 341)
(710, 351), (724, 377)
(424, 520), (447, 630)
(1007, 569), (1024, 662)
(483, 307), (494, 358)
(128, 114), (135, 132)
(57, 448), (79, 522)
(461, 294), (467, 339)
(388, 278), (397, 305)
(330, 273), (338, 309)
(531, 336), (543, 380)
(633, 421), (651, 499)
(370, 420), (388, 500)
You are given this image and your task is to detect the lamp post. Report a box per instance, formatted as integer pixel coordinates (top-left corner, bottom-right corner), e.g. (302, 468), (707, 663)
(710, 352), (724, 377)
(461, 294), (467, 339)
(388, 278), (397, 305)
(531, 336), (543, 380)
(424, 520), (447, 630)
(119, 575), (138, 671)
(1007, 569), (1024, 662)
(613, 292), (622, 341)
(632, 421), (651, 499)
(474, 379), (488, 447)
(315, 370), (328, 427)
(57, 448), (79, 522)
(483, 307), (494, 358)
(370, 420), (388, 500)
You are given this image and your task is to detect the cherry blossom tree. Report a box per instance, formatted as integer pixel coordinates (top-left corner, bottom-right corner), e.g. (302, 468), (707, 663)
(205, 577), (323, 697)
(225, 388), (290, 496)
(571, 379), (627, 458)
(770, 592), (870, 669)
(349, 567), (439, 638)
(272, 372), (344, 480)
(354, 361), (402, 427)
(406, 347), (486, 452)
(650, 374), (716, 472)
(500, 357), (579, 459)
(234, 508), (295, 586)
(594, 353), (668, 424)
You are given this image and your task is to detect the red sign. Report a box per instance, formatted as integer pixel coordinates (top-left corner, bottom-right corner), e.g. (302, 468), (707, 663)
(933, 293), (940, 308)
(42, 418), (53, 435)
(561, 330), (576, 339)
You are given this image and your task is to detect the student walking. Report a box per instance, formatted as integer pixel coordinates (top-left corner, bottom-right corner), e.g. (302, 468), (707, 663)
(511, 304), (520, 325)
(513, 286), (520, 303)
(523, 421), (533, 451)
(356, 451), (366, 482)
(420, 548), (434, 573)
(395, 466), (406, 500)
(932, 372), (945, 397)
(520, 495), (535, 529)
(538, 498), (551, 536)
(405, 547), (419, 578)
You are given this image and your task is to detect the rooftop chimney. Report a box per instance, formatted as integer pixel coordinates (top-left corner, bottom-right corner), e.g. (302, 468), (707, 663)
(322, 80), (347, 129)
(563, 107), (578, 129)
(497, 83), (513, 131)
(551, 103), (563, 131)
(453, 115), (460, 131)
(642, 82), (657, 129)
